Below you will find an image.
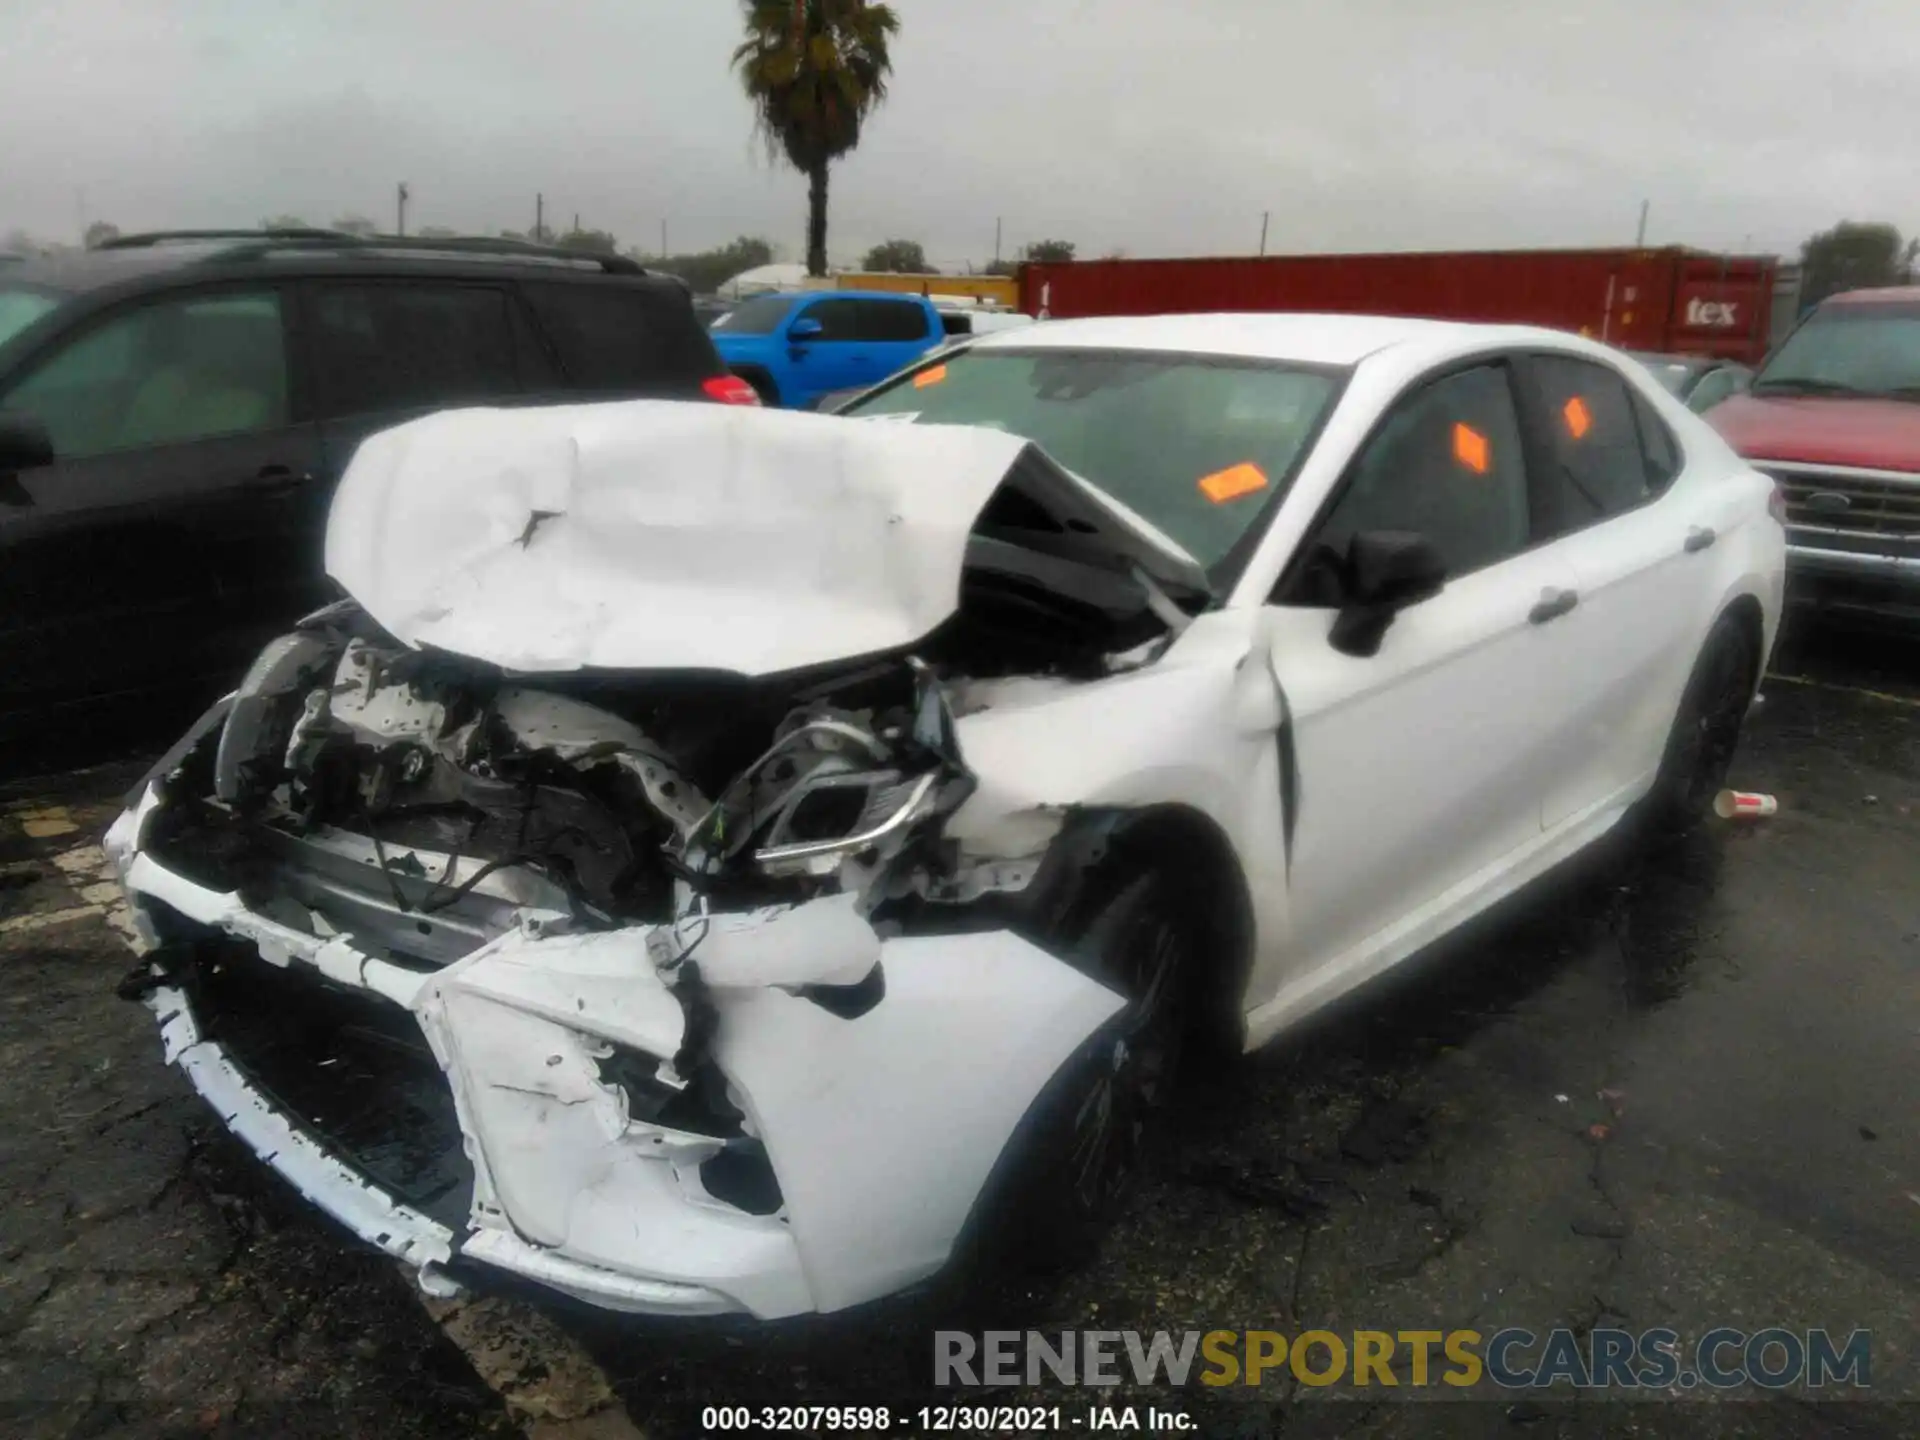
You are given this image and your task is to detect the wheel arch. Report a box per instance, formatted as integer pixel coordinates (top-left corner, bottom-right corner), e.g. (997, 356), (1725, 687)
(1027, 803), (1258, 1056)
(726, 363), (781, 407)
(1718, 591), (1767, 699)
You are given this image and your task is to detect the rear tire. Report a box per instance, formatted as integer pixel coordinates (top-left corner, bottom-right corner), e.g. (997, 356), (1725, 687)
(1647, 612), (1758, 832)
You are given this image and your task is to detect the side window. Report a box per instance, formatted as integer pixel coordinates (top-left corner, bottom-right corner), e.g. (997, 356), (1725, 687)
(798, 298), (865, 340)
(1292, 363), (1529, 599)
(941, 312), (972, 337)
(309, 283), (520, 419)
(1632, 389), (1682, 491)
(1527, 355), (1657, 534)
(0, 290), (288, 459)
(858, 299), (932, 341)
(521, 281), (708, 392)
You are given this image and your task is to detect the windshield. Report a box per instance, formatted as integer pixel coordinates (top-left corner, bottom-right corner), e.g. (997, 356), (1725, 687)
(0, 286), (61, 350)
(843, 348), (1344, 576)
(708, 294), (794, 334)
(1754, 303), (1920, 398)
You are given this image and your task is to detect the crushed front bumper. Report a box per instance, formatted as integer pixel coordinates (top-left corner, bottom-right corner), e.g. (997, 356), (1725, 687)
(143, 978), (742, 1314)
(110, 785), (1124, 1320)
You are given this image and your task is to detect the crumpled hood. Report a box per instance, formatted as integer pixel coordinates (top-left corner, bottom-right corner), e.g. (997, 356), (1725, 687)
(326, 400), (1205, 676)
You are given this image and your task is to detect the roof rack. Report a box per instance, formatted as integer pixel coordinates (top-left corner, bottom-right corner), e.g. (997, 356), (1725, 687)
(344, 235), (646, 274)
(98, 228), (355, 248)
(98, 229), (645, 276)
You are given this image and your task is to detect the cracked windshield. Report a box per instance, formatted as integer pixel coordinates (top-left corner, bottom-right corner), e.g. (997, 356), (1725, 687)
(0, 1), (1912, 1436)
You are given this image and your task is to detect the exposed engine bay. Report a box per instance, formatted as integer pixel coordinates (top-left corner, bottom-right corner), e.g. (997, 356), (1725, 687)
(105, 400), (1281, 1319)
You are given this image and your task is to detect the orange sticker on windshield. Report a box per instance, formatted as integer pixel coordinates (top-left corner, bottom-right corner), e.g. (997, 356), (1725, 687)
(1563, 395), (1592, 439)
(1453, 422), (1490, 474)
(1198, 461), (1270, 504)
(913, 364), (949, 389)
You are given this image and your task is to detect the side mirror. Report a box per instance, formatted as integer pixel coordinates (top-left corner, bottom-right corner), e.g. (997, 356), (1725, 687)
(0, 413), (53, 475)
(788, 317), (824, 342)
(1328, 530), (1446, 657)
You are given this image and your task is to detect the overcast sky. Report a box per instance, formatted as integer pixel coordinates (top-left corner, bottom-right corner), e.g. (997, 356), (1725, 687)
(6, 1), (1916, 268)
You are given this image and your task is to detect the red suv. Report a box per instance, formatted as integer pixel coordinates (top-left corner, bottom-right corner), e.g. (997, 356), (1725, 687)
(1709, 286), (1920, 620)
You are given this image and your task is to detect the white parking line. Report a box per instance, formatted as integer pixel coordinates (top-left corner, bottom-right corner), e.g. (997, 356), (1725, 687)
(419, 1290), (645, 1438)
(1766, 671), (1920, 709)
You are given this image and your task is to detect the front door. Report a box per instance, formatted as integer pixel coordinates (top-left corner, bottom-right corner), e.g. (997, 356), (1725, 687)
(0, 285), (321, 741)
(784, 296), (934, 405)
(1262, 359), (1581, 998)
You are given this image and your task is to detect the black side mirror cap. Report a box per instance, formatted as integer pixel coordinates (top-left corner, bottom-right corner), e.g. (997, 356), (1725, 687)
(1329, 530), (1447, 657)
(0, 413), (53, 475)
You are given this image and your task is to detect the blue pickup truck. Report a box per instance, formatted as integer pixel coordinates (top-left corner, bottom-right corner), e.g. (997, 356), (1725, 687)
(708, 290), (946, 409)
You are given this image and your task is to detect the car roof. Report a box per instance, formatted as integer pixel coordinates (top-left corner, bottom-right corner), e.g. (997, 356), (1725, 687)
(965, 311), (1575, 367)
(1627, 349), (1716, 371)
(809, 289), (935, 303)
(1, 232), (669, 299)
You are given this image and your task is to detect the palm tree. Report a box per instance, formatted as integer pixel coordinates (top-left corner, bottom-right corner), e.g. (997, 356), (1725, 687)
(733, 0), (901, 278)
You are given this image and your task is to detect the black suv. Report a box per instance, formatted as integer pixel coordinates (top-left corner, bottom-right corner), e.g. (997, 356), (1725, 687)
(0, 230), (755, 760)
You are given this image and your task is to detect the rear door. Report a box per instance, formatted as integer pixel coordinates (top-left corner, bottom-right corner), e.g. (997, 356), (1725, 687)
(1264, 358), (1584, 988)
(1514, 351), (1730, 827)
(303, 278), (559, 499)
(0, 283), (322, 735)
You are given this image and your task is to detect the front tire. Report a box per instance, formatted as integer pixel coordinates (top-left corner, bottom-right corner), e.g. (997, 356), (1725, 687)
(985, 872), (1196, 1274)
(1648, 612), (1758, 831)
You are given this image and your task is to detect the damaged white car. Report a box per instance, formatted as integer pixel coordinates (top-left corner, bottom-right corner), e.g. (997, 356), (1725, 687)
(109, 314), (1785, 1320)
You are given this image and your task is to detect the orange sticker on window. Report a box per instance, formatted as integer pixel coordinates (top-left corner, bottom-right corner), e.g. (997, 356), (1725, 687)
(1563, 395), (1592, 439)
(1198, 461), (1271, 504)
(1452, 422), (1490, 474)
(913, 364), (948, 389)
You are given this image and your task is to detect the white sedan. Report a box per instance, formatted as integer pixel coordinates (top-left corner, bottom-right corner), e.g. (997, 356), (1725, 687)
(108, 313), (1784, 1320)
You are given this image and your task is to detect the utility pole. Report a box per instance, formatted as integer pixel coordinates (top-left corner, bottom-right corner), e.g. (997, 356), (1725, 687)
(396, 182), (409, 237)
(661, 219), (668, 258)
(994, 216), (1002, 266)
(1259, 211), (1270, 257)
(1635, 199), (1649, 247)
(535, 193), (544, 241)
(572, 211), (580, 235)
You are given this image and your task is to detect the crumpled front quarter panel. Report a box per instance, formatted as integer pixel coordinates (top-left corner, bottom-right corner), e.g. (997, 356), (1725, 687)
(714, 931), (1126, 1313)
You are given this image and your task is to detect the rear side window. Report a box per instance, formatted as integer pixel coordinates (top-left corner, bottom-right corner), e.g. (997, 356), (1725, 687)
(1526, 355), (1658, 533)
(860, 299), (932, 341)
(1632, 389), (1682, 491)
(521, 281), (718, 393)
(308, 283), (520, 418)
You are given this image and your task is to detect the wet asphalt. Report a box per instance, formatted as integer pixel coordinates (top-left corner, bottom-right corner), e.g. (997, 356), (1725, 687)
(1, 607), (1915, 1438)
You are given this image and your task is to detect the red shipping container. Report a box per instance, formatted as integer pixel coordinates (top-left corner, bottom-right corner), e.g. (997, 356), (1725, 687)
(1018, 248), (1778, 365)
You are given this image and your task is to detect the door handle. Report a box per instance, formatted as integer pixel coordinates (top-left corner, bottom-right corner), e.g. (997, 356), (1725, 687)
(253, 464), (311, 493)
(1684, 525), (1717, 553)
(1528, 587), (1579, 625)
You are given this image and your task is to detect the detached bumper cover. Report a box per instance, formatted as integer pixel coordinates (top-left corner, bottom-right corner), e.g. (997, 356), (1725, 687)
(112, 786), (1124, 1319)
